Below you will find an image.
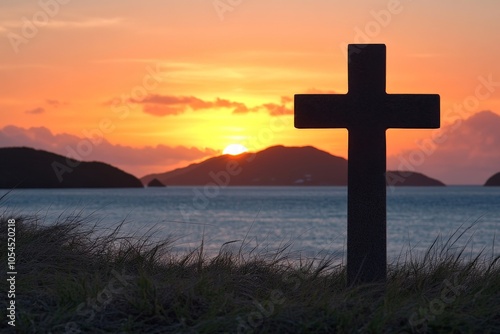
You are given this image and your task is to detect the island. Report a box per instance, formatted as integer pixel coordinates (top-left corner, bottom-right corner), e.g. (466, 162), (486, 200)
(147, 178), (166, 187)
(386, 170), (445, 187)
(0, 147), (143, 188)
(484, 172), (500, 186)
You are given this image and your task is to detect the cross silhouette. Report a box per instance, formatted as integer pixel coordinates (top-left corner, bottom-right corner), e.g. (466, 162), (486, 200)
(294, 44), (440, 284)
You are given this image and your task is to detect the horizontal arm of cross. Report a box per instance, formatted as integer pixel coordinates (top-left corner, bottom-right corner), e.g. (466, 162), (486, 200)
(294, 93), (440, 130)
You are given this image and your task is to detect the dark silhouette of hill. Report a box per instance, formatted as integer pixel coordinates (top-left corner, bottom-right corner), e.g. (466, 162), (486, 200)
(0, 147), (143, 188)
(141, 145), (445, 186)
(484, 172), (500, 186)
(142, 146), (348, 186)
(147, 178), (165, 187)
(386, 171), (445, 186)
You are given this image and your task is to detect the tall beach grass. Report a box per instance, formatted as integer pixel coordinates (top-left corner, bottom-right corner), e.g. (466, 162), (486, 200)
(1, 213), (499, 333)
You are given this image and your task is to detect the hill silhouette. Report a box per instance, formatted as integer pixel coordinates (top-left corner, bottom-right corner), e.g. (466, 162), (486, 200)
(484, 172), (500, 186)
(142, 146), (445, 186)
(0, 147), (142, 188)
(386, 170), (445, 187)
(142, 146), (348, 186)
(147, 178), (165, 187)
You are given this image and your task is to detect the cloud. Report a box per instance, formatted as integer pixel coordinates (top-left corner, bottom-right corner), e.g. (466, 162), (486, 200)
(387, 110), (500, 185)
(258, 89), (337, 116)
(125, 94), (294, 116)
(25, 107), (45, 114)
(237, 90), (333, 116)
(0, 18), (123, 32)
(407, 53), (446, 58)
(256, 102), (293, 116)
(129, 94), (248, 116)
(47, 18), (123, 29)
(304, 88), (337, 94)
(46, 99), (67, 108)
(23, 100), (67, 114)
(0, 126), (217, 177)
(281, 96), (293, 104)
(114, 89), (336, 117)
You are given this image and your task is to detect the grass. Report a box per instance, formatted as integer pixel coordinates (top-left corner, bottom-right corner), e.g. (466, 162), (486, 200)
(1, 214), (499, 333)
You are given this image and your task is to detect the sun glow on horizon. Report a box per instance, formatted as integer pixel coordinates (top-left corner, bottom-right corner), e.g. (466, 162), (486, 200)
(223, 144), (248, 155)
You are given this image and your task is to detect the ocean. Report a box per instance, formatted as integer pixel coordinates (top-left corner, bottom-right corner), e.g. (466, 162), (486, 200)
(2, 186), (500, 263)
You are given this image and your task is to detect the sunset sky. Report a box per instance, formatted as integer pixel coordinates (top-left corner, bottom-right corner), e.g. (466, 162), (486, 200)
(1, 0), (499, 184)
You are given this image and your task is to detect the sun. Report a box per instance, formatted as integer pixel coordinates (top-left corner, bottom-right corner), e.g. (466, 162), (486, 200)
(223, 144), (248, 155)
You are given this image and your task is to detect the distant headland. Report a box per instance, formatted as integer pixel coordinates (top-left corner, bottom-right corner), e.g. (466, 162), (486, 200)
(484, 172), (500, 186)
(0, 147), (143, 188)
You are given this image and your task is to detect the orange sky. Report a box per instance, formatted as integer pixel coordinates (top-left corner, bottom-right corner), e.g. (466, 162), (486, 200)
(1, 1), (499, 184)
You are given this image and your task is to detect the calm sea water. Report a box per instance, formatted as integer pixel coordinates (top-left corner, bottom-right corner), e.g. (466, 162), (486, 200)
(2, 186), (500, 262)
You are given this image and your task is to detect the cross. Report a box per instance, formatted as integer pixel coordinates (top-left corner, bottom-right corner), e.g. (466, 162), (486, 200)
(294, 44), (440, 285)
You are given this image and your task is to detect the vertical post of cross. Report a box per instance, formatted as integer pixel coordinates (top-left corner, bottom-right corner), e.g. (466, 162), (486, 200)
(347, 45), (387, 284)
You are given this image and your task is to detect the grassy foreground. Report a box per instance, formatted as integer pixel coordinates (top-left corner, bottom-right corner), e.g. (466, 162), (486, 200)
(1, 215), (499, 333)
